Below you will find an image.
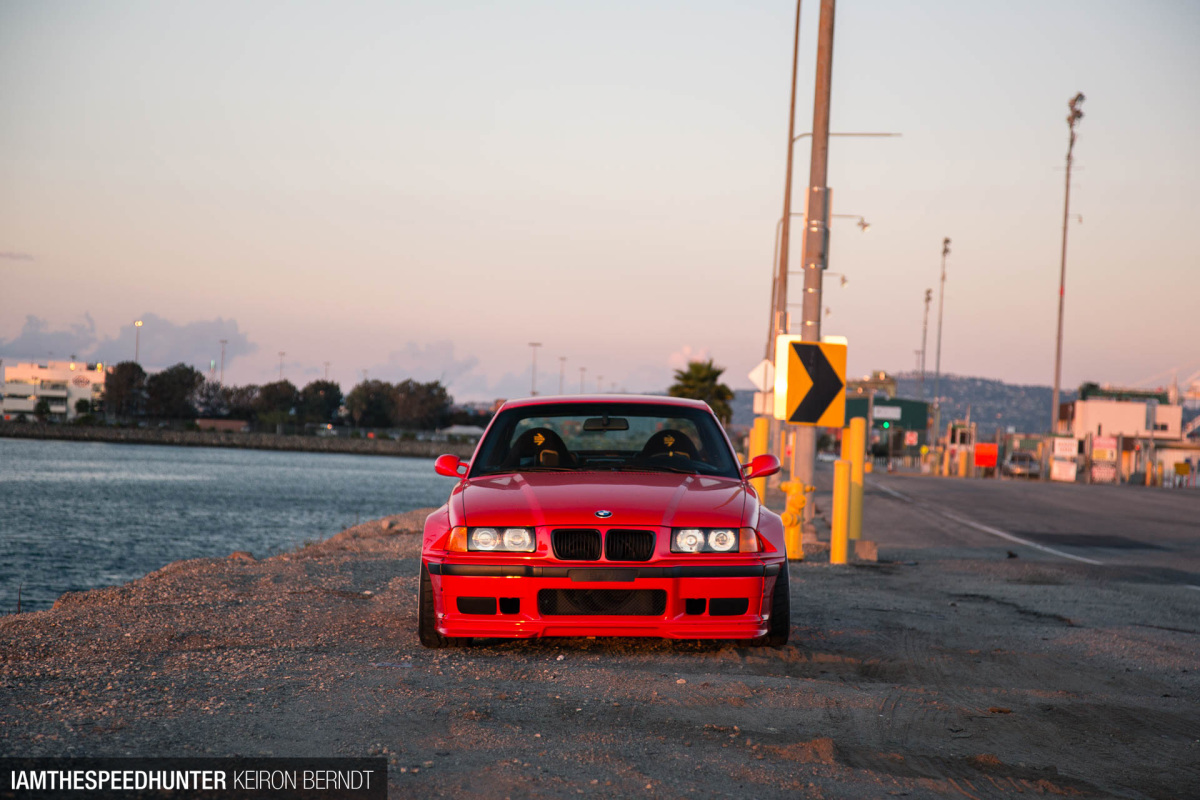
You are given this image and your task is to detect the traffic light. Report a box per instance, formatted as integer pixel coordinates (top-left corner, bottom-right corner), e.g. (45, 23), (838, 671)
(882, 421), (890, 429)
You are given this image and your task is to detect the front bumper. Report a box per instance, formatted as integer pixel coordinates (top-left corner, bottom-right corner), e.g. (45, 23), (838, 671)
(426, 560), (783, 640)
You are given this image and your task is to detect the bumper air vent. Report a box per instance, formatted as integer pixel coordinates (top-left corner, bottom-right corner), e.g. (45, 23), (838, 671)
(604, 529), (656, 562)
(552, 529), (602, 561)
(537, 589), (667, 617)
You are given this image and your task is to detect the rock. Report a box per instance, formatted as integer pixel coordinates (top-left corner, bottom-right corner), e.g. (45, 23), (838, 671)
(227, 551), (256, 562)
(853, 540), (878, 562)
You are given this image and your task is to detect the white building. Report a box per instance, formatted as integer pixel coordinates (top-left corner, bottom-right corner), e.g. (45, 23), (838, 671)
(1057, 398), (1182, 440)
(1, 360), (107, 421)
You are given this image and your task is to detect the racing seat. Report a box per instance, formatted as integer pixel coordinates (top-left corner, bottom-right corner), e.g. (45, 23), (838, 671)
(639, 429), (698, 462)
(502, 427), (575, 469)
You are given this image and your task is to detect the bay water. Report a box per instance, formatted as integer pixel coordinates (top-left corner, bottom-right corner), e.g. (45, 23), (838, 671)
(0, 438), (458, 613)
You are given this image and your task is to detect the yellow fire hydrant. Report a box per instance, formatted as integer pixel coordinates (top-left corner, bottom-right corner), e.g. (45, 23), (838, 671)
(779, 481), (814, 561)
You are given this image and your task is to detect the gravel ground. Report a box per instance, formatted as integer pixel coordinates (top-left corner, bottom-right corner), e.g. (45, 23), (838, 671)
(1, 506), (1198, 799)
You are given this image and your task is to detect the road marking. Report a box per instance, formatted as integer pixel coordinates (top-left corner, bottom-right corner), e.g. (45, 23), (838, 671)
(1187, 586), (1200, 592)
(869, 479), (1104, 566)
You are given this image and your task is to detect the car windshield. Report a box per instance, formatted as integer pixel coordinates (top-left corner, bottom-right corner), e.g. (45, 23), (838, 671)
(470, 402), (741, 479)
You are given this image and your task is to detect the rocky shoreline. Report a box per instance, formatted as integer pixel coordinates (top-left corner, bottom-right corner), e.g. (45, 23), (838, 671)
(0, 423), (475, 459)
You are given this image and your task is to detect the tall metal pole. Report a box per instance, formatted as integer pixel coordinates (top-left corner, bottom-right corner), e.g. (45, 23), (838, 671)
(134, 320), (143, 364)
(765, 0), (803, 363)
(528, 342), (542, 396)
(559, 357), (566, 395)
(278, 351), (285, 381)
(219, 339), (228, 385)
(794, 0), (837, 534)
(919, 289), (931, 399)
(579, 367), (586, 393)
(1051, 93), (1085, 433)
(933, 238), (950, 442)
(323, 361), (330, 381)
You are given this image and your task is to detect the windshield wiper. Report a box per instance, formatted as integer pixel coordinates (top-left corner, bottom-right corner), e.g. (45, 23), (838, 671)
(615, 464), (698, 475)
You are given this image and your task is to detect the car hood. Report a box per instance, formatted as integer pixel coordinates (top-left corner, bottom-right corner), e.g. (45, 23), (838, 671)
(457, 471), (749, 529)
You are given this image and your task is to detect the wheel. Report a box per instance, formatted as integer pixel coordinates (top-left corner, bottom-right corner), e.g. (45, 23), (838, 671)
(418, 563), (467, 648)
(748, 565), (790, 647)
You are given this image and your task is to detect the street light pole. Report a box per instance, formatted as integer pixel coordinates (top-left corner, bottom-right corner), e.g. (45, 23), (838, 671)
(793, 0), (838, 535)
(278, 351), (285, 381)
(219, 339), (228, 385)
(134, 320), (143, 364)
(765, 0), (803, 363)
(933, 238), (951, 442)
(579, 367), (586, 394)
(1051, 92), (1085, 434)
(559, 357), (566, 395)
(919, 289), (931, 399)
(528, 343), (542, 396)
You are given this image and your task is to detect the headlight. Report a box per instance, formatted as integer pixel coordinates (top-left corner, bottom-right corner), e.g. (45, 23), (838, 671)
(468, 527), (535, 552)
(671, 527), (759, 553)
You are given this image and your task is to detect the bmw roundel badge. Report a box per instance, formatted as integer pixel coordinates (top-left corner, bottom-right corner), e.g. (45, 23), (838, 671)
(595, 510), (613, 518)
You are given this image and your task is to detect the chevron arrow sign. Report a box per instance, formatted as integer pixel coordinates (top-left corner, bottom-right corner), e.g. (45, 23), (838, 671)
(772, 336), (847, 427)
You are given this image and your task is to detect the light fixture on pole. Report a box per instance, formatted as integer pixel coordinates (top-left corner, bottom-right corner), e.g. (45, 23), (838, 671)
(134, 320), (143, 364)
(528, 342), (542, 396)
(1051, 92), (1085, 434)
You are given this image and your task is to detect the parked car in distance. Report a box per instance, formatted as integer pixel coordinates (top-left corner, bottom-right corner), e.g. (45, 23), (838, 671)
(1002, 451), (1041, 478)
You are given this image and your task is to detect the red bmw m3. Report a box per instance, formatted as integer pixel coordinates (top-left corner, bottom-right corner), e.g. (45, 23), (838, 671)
(418, 395), (788, 648)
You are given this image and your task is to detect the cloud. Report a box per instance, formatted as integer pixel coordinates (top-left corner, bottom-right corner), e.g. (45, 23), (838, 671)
(667, 345), (712, 371)
(0, 313), (256, 370)
(368, 341), (481, 387)
(0, 251), (34, 261)
(0, 315), (97, 360)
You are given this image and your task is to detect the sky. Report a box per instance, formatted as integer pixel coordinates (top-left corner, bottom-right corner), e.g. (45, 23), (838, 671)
(2, 0), (1198, 402)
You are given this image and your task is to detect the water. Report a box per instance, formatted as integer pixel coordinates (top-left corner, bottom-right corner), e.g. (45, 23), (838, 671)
(0, 439), (458, 613)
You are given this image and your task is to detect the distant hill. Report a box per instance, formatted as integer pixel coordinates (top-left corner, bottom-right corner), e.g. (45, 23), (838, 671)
(732, 374), (1078, 438)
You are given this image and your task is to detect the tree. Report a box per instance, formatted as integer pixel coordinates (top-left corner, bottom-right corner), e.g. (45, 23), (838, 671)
(254, 380), (299, 427)
(299, 380), (343, 425)
(34, 398), (52, 422)
(74, 399), (92, 415)
(668, 359), (735, 425)
(345, 380), (397, 428)
(104, 361), (147, 418)
(194, 380), (229, 418)
(225, 384), (259, 420)
(394, 379), (452, 429)
(146, 363), (205, 419)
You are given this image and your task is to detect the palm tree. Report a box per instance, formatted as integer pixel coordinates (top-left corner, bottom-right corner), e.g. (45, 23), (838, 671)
(668, 360), (734, 425)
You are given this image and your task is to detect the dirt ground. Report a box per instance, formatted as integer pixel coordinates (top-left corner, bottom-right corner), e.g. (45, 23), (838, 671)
(1, 507), (1197, 799)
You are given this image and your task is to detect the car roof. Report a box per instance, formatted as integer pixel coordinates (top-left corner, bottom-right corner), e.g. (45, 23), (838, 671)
(498, 394), (712, 412)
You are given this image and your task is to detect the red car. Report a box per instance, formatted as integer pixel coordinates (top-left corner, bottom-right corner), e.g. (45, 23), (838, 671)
(419, 395), (788, 648)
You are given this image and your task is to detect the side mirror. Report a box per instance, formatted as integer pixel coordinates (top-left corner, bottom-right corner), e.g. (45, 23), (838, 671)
(435, 454), (468, 478)
(742, 454), (781, 481)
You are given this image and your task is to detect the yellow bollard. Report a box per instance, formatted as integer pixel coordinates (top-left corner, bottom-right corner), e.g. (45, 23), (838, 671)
(831, 460), (850, 565)
(957, 448), (969, 478)
(848, 417), (865, 541)
(749, 417), (769, 500)
(779, 481), (811, 561)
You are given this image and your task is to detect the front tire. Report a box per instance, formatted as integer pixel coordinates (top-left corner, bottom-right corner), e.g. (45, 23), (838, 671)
(418, 563), (463, 649)
(748, 565), (790, 647)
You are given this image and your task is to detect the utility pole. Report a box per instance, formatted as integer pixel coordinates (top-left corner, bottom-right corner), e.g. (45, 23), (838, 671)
(528, 342), (542, 396)
(1052, 92), (1085, 433)
(559, 357), (566, 395)
(324, 361), (330, 381)
(278, 351), (285, 381)
(219, 339), (228, 385)
(919, 289), (931, 399)
(933, 238), (951, 443)
(134, 320), (143, 364)
(793, 0), (837, 535)
(579, 367), (586, 393)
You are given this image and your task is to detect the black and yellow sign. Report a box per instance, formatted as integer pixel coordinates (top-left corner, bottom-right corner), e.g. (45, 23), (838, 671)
(773, 337), (846, 427)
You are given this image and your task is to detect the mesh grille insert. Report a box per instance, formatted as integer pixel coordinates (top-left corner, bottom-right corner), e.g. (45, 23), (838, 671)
(604, 529), (656, 562)
(552, 529), (602, 561)
(538, 589), (667, 616)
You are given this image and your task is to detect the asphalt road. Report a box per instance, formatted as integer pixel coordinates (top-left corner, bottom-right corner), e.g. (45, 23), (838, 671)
(859, 471), (1200, 587)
